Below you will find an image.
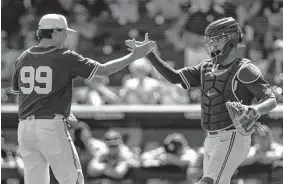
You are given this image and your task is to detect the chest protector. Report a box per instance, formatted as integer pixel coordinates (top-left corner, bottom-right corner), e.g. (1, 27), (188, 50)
(200, 58), (247, 131)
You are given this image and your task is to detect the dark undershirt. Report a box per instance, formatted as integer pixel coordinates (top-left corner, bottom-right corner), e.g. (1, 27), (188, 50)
(146, 52), (274, 104)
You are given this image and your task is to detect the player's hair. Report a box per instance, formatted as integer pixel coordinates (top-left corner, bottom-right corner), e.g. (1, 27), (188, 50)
(163, 133), (188, 154)
(36, 29), (64, 41)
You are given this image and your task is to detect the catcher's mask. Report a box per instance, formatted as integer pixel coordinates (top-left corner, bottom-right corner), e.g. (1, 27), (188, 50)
(204, 17), (244, 64)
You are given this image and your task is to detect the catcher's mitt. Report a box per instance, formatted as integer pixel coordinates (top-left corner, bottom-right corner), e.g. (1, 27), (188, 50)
(64, 112), (78, 130)
(225, 101), (263, 136)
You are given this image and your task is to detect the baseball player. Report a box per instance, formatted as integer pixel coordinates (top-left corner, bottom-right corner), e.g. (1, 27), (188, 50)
(126, 17), (277, 184)
(12, 14), (155, 184)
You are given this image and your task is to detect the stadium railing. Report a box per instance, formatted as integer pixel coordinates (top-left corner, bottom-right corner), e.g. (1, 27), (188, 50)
(2, 104), (283, 184)
(1, 104), (283, 129)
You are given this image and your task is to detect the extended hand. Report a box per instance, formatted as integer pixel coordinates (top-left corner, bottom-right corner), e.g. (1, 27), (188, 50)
(125, 33), (158, 54)
(129, 33), (156, 60)
(125, 33), (149, 50)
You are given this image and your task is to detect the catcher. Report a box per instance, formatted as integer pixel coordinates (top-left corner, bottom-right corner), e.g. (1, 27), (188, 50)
(126, 17), (277, 184)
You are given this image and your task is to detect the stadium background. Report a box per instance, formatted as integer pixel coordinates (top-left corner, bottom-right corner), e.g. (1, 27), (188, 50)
(1, 0), (283, 184)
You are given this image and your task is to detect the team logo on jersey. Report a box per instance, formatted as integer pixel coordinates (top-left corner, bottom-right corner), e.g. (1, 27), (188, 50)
(207, 90), (218, 97)
(263, 88), (273, 96)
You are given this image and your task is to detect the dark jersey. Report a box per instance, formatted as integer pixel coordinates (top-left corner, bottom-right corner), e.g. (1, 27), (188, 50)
(178, 58), (275, 130)
(178, 59), (275, 104)
(12, 46), (99, 119)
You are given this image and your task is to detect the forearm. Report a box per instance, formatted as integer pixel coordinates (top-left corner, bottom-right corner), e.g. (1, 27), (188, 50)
(251, 97), (277, 116)
(88, 92), (104, 106)
(103, 167), (116, 177)
(266, 151), (283, 161)
(87, 161), (106, 177)
(142, 159), (163, 167)
(96, 53), (135, 76)
(166, 154), (189, 167)
(172, 158), (188, 167)
(104, 164), (129, 179)
(114, 162), (129, 179)
(147, 52), (182, 84)
(98, 86), (120, 103)
(241, 156), (257, 166)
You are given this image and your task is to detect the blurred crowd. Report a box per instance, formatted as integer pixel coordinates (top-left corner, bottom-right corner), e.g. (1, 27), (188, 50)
(2, 122), (283, 184)
(2, 0), (283, 105)
(2, 1), (283, 183)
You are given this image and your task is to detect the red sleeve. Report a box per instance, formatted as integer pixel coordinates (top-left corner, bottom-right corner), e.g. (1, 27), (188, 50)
(243, 76), (275, 102)
(66, 50), (100, 80)
(12, 62), (20, 94)
(177, 61), (203, 89)
(238, 63), (275, 102)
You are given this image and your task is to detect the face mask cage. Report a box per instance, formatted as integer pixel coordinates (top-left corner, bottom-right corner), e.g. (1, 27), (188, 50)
(204, 33), (235, 59)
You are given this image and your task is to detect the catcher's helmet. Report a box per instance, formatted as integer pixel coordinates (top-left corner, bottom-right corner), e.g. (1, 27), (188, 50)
(204, 17), (243, 64)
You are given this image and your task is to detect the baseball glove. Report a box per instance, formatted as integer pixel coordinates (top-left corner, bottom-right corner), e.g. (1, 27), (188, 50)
(64, 112), (78, 130)
(225, 101), (262, 136)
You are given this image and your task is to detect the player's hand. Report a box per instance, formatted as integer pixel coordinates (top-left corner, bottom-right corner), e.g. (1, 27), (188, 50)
(130, 35), (156, 60)
(125, 33), (158, 54)
(64, 113), (78, 130)
(125, 33), (150, 50)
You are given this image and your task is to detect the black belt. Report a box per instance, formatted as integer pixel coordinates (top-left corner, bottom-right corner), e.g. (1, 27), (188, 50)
(34, 115), (56, 119)
(21, 114), (57, 121)
(208, 126), (236, 135)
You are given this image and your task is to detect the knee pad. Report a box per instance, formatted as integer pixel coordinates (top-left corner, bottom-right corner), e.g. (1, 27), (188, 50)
(199, 177), (213, 184)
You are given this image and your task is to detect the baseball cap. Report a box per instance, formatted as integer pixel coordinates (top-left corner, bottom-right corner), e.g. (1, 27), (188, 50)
(38, 14), (76, 32)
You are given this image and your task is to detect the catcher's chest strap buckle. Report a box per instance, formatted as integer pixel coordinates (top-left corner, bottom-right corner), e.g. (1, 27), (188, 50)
(208, 126), (236, 135)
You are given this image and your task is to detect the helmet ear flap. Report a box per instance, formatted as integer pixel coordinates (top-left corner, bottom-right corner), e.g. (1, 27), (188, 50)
(238, 34), (242, 43)
(230, 31), (243, 48)
(237, 29), (244, 45)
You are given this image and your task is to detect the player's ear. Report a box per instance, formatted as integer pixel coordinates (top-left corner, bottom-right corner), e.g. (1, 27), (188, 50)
(54, 29), (61, 36)
(54, 29), (60, 35)
(51, 29), (57, 38)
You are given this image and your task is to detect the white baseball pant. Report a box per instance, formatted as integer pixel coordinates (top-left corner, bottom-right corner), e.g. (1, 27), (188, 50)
(201, 130), (251, 184)
(17, 114), (84, 184)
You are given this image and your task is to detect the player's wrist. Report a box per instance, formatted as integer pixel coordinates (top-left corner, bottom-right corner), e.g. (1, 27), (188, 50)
(249, 106), (261, 117)
(129, 52), (139, 62)
(152, 46), (160, 56)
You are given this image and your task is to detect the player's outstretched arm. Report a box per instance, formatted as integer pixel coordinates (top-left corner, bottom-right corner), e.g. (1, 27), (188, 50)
(147, 52), (183, 84)
(125, 34), (182, 84)
(96, 36), (156, 76)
